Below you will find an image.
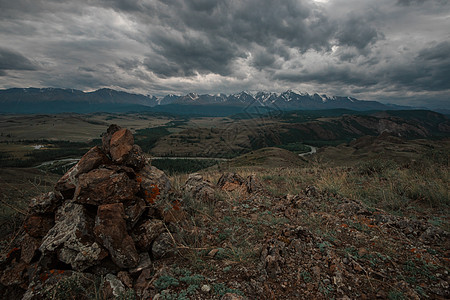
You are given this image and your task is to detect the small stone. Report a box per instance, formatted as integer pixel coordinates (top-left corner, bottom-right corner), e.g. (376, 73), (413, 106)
(201, 284), (211, 293)
(358, 247), (368, 257)
(183, 173), (215, 202)
(208, 249), (219, 257)
(129, 252), (152, 274)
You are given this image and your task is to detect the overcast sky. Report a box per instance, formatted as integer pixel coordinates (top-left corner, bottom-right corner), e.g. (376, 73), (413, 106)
(0, 0), (449, 108)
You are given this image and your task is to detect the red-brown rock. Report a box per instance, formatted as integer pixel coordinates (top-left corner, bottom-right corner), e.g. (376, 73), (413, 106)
(55, 146), (110, 198)
(109, 128), (134, 163)
(23, 215), (54, 238)
(93, 203), (139, 269)
(102, 124), (121, 155)
(74, 168), (139, 205)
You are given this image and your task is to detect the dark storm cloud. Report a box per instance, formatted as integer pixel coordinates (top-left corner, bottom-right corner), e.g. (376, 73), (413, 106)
(336, 15), (381, 50)
(0, 0), (449, 108)
(0, 48), (37, 74)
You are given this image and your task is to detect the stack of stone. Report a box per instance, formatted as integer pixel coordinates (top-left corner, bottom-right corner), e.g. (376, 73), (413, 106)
(0, 125), (177, 299)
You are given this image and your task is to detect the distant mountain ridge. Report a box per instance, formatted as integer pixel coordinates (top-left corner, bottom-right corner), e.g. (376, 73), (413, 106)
(0, 87), (412, 114)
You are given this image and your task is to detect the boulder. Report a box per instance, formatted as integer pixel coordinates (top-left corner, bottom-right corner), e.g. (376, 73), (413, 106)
(39, 201), (106, 271)
(109, 128), (134, 163)
(132, 219), (165, 251)
(74, 168), (139, 205)
(93, 203), (139, 269)
(55, 146), (110, 199)
(183, 173), (215, 202)
(28, 191), (62, 215)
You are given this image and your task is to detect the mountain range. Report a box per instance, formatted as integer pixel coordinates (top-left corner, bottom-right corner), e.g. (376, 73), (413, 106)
(0, 87), (413, 114)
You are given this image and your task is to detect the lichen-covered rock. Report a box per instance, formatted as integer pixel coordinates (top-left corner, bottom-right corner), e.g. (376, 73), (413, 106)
(183, 173), (215, 202)
(131, 219), (165, 251)
(28, 191), (62, 215)
(93, 203), (139, 269)
(138, 165), (172, 200)
(23, 215), (54, 238)
(74, 168), (139, 205)
(39, 201), (106, 271)
(151, 232), (177, 259)
(55, 146), (110, 199)
(109, 128), (134, 163)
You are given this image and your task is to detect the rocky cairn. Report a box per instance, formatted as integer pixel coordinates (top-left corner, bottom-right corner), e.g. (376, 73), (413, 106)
(0, 125), (177, 299)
